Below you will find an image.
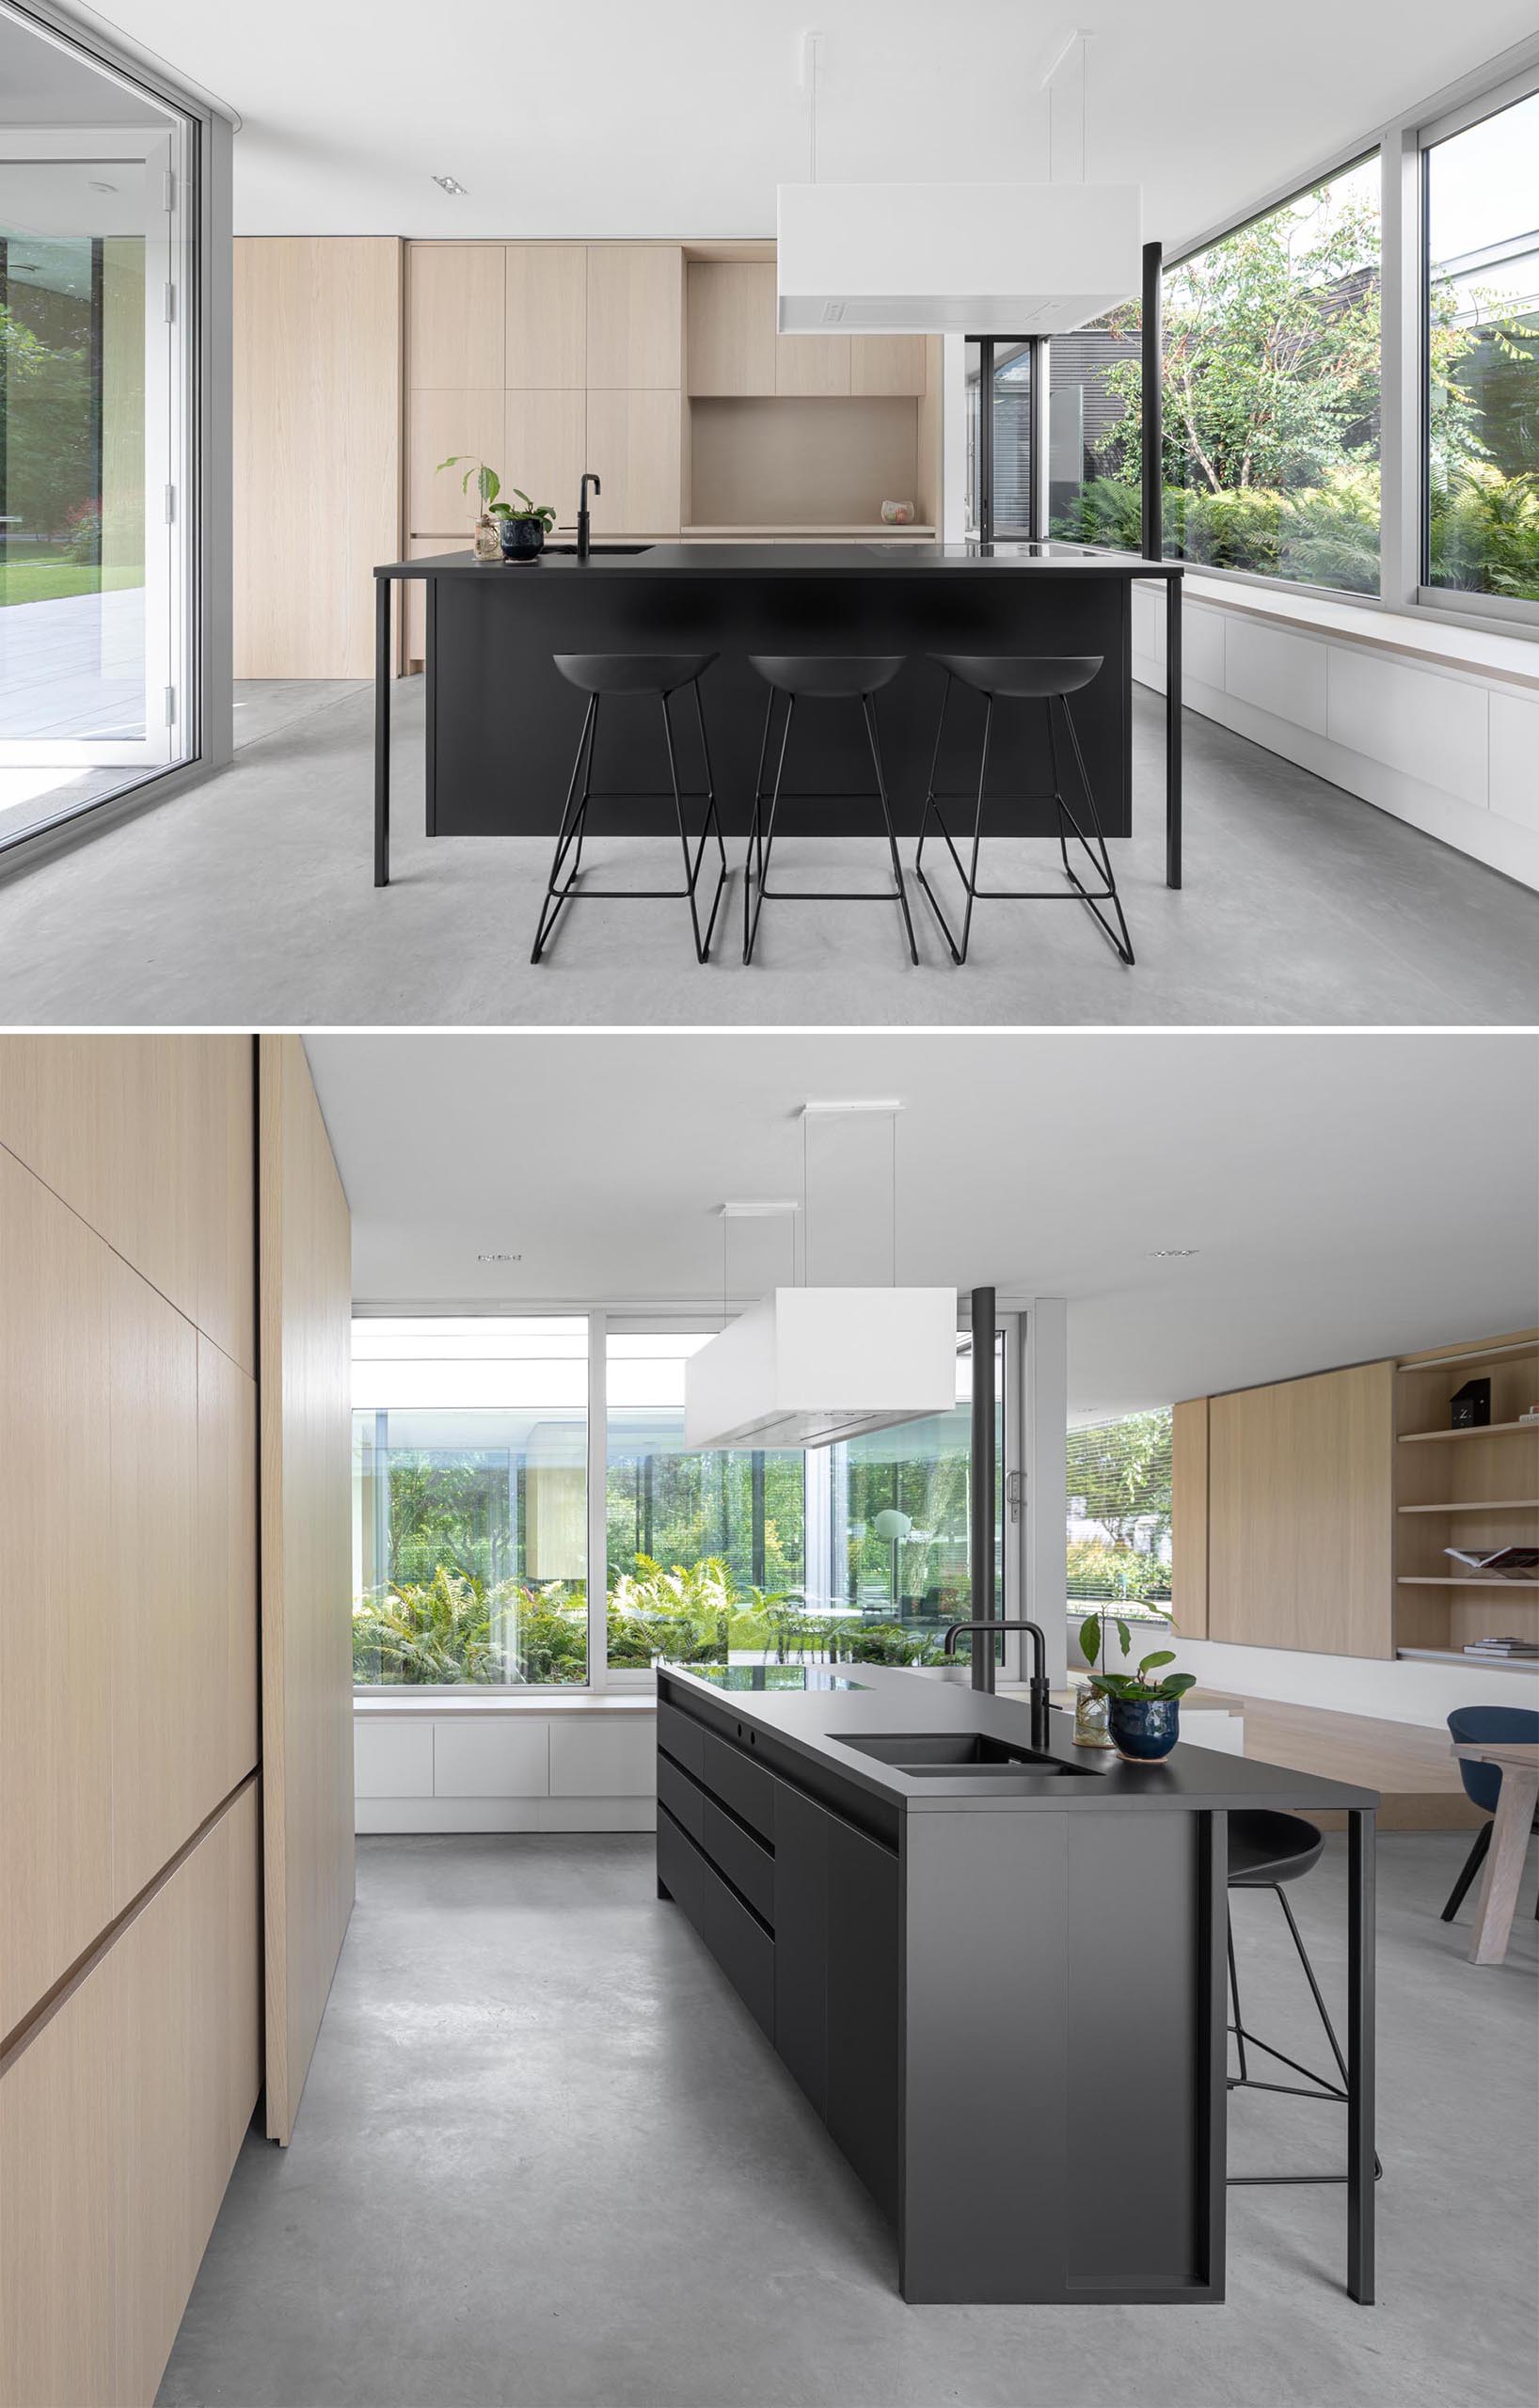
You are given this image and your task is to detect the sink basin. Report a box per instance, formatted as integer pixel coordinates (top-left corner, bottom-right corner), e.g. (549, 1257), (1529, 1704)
(544, 542), (655, 555)
(835, 1732), (1096, 1778)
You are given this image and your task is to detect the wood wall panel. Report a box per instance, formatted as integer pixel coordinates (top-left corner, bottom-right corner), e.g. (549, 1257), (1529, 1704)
(584, 245), (683, 388)
(503, 388), (587, 530)
(506, 244), (587, 387)
(1170, 1397), (1210, 1639)
(1207, 1361), (1395, 1657)
(406, 243), (505, 388)
(850, 333), (928, 395)
(0, 1785), (262, 2408)
(686, 259), (777, 395)
(406, 386), (507, 536)
(585, 389), (682, 534)
(260, 1038), (355, 2145)
(234, 238), (403, 677)
(0, 1146), (114, 2038)
(197, 1334), (261, 1826)
(0, 1036), (255, 1377)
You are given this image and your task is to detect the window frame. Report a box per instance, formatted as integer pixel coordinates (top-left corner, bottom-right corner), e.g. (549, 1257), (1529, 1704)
(966, 335), (1046, 542)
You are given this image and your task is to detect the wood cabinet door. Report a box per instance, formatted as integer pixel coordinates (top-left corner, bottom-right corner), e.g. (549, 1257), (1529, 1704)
(504, 390), (587, 531)
(585, 246), (683, 388)
(850, 334), (928, 396)
(585, 390), (681, 532)
(407, 388), (507, 535)
(406, 244), (505, 389)
(505, 245), (587, 388)
(775, 327), (850, 396)
(1207, 1361), (1395, 1656)
(687, 260), (777, 395)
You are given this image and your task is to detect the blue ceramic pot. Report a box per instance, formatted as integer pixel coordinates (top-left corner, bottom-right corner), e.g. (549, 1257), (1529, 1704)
(1107, 1693), (1180, 1763)
(500, 516), (546, 563)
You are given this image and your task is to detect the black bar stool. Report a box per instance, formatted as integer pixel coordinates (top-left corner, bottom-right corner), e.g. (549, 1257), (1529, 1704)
(1227, 1810), (1382, 2193)
(532, 654), (726, 965)
(914, 654), (1134, 966)
(742, 656), (917, 967)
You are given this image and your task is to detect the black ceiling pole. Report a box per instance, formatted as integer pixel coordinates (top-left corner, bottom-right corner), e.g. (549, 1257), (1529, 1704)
(1141, 239), (1164, 564)
(969, 1285), (996, 1693)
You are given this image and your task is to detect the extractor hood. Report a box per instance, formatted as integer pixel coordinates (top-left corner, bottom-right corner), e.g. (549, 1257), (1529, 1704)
(775, 179), (1142, 334)
(684, 1286), (958, 1452)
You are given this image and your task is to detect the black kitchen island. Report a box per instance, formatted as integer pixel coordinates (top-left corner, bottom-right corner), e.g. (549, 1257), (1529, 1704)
(372, 541), (1182, 888)
(655, 1660), (1376, 2309)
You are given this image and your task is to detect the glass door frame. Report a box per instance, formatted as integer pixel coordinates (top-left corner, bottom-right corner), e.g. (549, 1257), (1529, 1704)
(0, 120), (194, 773)
(970, 336), (1045, 543)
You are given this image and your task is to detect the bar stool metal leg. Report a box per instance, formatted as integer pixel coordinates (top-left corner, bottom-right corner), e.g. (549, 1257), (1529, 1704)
(743, 689), (794, 967)
(1051, 693), (1135, 966)
(861, 693), (919, 966)
(1226, 1886), (1384, 2191)
(532, 692), (600, 964)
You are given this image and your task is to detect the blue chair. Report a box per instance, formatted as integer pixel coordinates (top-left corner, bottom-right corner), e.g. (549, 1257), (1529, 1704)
(1441, 1705), (1539, 1922)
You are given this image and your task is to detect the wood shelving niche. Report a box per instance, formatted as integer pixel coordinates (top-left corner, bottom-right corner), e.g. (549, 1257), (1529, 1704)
(1393, 1332), (1539, 1671)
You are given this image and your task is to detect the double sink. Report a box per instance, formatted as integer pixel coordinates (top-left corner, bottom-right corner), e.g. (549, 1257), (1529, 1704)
(836, 1732), (1099, 1780)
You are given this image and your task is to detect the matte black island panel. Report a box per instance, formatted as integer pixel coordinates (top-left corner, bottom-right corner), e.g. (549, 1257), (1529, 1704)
(653, 1662), (1377, 2309)
(375, 542), (1182, 849)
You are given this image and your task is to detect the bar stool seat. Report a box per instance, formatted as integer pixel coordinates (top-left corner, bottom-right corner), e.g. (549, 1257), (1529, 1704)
(935, 653), (1101, 703)
(532, 653), (725, 965)
(1226, 1807), (1381, 2205)
(915, 652), (1134, 967)
(750, 655), (905, 701)
(742, 654), (917, 967)
(553, 653), (716, 697)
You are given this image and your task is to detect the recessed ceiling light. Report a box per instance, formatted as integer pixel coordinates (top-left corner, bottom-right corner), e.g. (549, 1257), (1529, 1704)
(1147, 1247), (1199, 1259)
(476, 1251), (520, 1262)
(433, 174), (468, 196)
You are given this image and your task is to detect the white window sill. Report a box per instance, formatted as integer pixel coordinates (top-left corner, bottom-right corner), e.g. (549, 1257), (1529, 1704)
(354, 1691), (657, 1716)
(1182, 575), (1539, 690)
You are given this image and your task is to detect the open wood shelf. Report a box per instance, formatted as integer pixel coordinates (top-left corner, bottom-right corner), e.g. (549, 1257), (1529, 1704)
(1397, 1575), (1539, 1588)
(1398, 1498), (1539, 1513)
(1398, 1419), (1537, 1443)
(1397, 1647), (1539, 1672)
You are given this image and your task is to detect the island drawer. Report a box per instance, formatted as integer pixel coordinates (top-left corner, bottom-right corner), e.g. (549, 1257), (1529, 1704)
(701, 1798), (775, 1924)
(698, 1855), (775, 2040)
(699, 1731), (775, 1843)
(657, 1698), (705, 1779)
(657, 1801), (704, 1921)
(657, 1749), (705, 1841)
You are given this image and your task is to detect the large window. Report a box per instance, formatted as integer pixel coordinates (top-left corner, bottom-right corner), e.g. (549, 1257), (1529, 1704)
(352, 1319), (589, 1687)
(1047, 306), (1143, 550)
(1160, 158), (1382, 591)
(1066, 1409), (1173, 1614)
(0, 19), (199, 850)
(964, 338), (1035, 538)
(1423, 87), (1539, 605)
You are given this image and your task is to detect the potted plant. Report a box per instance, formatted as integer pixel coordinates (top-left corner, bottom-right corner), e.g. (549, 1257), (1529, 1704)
(491, 487), (557, 564)
(1073, 1597), (1171, 1747)
(1089, 1650), (1197, 1764)
(436, 456), (507, 562)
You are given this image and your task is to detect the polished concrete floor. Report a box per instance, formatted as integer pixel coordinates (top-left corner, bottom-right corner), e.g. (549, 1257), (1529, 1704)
(156, 1830), (1537, 2408)
(3, 680), (1537, 1025)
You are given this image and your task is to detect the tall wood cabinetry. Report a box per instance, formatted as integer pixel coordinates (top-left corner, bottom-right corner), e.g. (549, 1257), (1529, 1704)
(0, 1037), (356, 2407)
(1173, 1331), (1538, 1670)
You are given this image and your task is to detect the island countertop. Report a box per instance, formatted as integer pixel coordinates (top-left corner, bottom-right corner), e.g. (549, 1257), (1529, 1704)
(378, 537), (1180, 578)
(658, 1660), (1376, 1816)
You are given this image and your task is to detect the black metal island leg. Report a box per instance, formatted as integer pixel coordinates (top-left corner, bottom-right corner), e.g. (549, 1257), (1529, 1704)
(1347, 1808), (1376, 2305)
(374, 572), (391, 887)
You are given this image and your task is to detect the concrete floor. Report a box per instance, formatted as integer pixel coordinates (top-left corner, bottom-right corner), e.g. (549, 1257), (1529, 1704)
(3, 680), (1537, 1025)
(156, 1830), (1537, 2408)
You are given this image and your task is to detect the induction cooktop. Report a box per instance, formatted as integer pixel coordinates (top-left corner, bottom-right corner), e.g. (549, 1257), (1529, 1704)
(669, 1663), (869, 1693)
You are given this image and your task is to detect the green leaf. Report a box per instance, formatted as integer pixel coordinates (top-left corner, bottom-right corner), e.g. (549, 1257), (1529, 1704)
(1138, 1648), (1176, 1673)
(1115, 1617), (1134, 1658)
(1163, 1672), (1198, 1697)
(1079, 1614), (1100, 1666)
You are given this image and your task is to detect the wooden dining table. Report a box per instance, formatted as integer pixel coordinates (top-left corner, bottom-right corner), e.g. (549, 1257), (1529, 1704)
(1452, 1739), (1539, 1965)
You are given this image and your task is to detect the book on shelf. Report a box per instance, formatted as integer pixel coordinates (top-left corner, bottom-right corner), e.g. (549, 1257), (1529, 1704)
(1463, 1637), (1539, 1656)
(1443, 1545), (1539, 1578)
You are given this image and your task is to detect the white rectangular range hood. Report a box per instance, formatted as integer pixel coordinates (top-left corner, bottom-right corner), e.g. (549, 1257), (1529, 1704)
(776, 180), (1142, 335)
(684, 1287), (958, 1452)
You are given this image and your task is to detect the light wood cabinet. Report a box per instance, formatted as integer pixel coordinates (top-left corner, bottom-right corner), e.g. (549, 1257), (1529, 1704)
(687, 260), (777, 396)
(1207, 1361), (1396, 1657)
(407, 387), (507, 535)
(585, 245), (683, 388)
(775, 326), (850, 396)
(504, 388), (587, 528)
(196, 1334), (261, 1821)
(586, 389), (682, 532)
(1392, 1332), (1539, 1661)
(505, 244), (586, 387)
(406, 244), (504, 388)
(851, 333), (928, 396)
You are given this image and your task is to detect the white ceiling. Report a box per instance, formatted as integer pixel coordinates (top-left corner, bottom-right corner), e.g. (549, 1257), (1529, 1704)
(304, 1033), (1539, 1419)
(63, 0), (1538, 252)
(0, 9), (173, 124)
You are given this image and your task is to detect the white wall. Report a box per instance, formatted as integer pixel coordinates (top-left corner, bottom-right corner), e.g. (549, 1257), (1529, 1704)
(1134, 581), (1539, 891)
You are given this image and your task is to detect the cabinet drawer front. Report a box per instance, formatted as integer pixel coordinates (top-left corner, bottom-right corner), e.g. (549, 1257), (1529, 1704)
(699, 1858), (775, 2040)
(656, 1748), (704, 1842)
(700, 1731), (775, 1843)
(657, 1802), (704, 1924)
(701, 1798), (774, 1923)
(657, 1697), (705, 1778)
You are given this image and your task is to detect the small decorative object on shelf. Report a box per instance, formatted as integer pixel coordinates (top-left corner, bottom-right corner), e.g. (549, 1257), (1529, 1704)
(1520, 1405), (1539, 1425)
(472, 514), (501, 563)
(1445, 1545), (1539, 1580)
(1072, 1596), (1172, 1747)
(1089, 1649), (1197, 1764)
(881, 499), (916, 525)
(1450, 1377), (1492, 1428)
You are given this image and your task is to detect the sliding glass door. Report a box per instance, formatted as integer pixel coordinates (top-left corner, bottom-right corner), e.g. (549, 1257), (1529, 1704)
(0, 122), (192, 837)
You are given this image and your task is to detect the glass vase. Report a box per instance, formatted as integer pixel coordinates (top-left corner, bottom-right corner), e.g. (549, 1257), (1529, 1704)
(1072, 1681), (1114, 1749)
(472, 514), (501, 563)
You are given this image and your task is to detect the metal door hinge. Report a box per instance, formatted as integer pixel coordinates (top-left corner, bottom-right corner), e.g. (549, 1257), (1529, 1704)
(164, 282), (176, 323)
(165, 485), (176, 524)
(164, 686), (177, 726)
(163, 167), (176, 214)
(1005, 1470), (1026, 1523)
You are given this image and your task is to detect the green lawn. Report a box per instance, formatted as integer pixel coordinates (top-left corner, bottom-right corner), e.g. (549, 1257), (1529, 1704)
(0, 562), (145, 607)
